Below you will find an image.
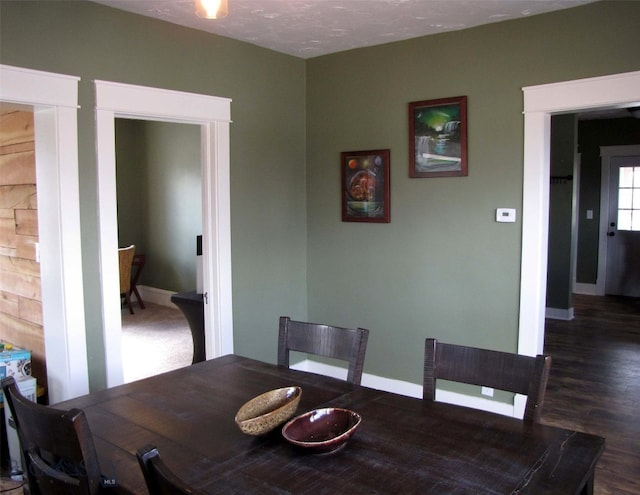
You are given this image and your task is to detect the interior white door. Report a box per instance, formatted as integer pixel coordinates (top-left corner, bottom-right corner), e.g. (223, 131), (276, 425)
(605, 155), (640, 296)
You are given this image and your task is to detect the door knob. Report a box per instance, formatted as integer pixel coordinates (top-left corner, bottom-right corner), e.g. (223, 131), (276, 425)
(607, 232), (615, 237)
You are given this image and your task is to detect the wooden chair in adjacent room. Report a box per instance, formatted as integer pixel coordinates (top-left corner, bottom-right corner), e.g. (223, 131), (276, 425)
(423, 338), (552, 423)
(278, 316), (370, 385)
(1, 376), (103, 495)
(118, 244), (136, 314)
(136, 444), (206, 495)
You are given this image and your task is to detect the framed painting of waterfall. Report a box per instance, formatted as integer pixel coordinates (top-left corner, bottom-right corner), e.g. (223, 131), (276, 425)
(409, 96), (467, 178)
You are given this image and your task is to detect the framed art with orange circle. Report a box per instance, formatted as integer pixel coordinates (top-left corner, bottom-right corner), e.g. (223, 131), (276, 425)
(341, 149), (390, 223)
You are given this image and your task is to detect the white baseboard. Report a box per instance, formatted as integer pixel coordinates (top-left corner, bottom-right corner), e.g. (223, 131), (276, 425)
(291, 360), (519, 419)
(137, 285), (176, 307)
(574, 283), (597, 295)
(545, 306), (575, 320)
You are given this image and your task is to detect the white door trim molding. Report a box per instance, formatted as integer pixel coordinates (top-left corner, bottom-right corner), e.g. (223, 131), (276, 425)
(94, 81), (233, 388)
(520, 71), (640, 356)
(0, 64), (88, 403)
(597, 144), (640, 295)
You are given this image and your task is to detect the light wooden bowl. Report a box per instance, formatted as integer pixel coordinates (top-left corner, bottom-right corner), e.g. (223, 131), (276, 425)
(235, 386), (302, 436)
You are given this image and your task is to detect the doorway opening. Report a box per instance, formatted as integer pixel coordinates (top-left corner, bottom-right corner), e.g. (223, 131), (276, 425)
(519, 70), (640, 362)
(95, 80), (233, 388)
(0, 65), (87, 404)
(0, 107), (46, 383)
(115, 118), (201, 382)
(546, 114), (640, 320)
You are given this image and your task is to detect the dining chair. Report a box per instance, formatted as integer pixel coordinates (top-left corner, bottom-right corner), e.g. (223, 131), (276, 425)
(118, 244), (136, 314)
(278, 316), (369, 385)
(423, 338), (552, 423)
(136, 444), (206, 495)
(130, 253), (147, 309)
(1, 376), (103, 495)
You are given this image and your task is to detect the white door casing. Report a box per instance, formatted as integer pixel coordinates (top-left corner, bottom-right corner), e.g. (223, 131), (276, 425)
(0, 65), (88, 403)
(95, 81), (233, 388)
(519, 70), (640, 415)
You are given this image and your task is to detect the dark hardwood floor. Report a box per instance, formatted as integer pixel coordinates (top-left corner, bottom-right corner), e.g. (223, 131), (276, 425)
(543, 294), (640, 495)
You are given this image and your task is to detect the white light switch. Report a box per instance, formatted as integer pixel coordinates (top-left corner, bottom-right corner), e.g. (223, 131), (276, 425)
(586, 209), (593, 220)
(496, 208), (516, 223)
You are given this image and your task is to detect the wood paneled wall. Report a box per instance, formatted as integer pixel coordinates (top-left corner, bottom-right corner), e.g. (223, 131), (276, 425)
(0, 110), (46, 387)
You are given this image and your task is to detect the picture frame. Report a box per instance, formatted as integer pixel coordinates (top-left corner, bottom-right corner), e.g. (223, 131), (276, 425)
(341, 149), (390, 223)
(409, 96), (467, 178)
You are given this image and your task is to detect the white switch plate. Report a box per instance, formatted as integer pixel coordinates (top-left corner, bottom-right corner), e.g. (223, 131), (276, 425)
(586, 209), (593, 220)
(496, 208), (516, 223)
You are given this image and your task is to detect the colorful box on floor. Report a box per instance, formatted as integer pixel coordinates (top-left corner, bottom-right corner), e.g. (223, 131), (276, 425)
(0, 342), (32, 403)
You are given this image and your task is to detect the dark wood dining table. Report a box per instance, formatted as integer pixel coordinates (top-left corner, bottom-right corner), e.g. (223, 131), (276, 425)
(57, 355), (604, 494)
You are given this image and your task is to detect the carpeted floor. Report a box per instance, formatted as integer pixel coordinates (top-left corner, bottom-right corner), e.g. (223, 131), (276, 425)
(121, 301), (194, 382)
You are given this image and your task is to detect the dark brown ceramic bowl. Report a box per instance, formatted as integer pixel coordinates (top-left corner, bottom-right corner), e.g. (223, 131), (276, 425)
(235, 386), (302, 436)
(281, 407), (362, 454)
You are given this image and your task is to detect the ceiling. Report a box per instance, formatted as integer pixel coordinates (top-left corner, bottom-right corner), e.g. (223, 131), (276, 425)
(7, 1), (632, 119)
(91, 0), (598, 59)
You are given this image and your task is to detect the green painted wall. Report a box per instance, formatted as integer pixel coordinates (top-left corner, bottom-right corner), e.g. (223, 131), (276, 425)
(2, 0), (639, 392)
(0, 1), (307, 390)
(305, 0), (640, 384)
(115, 119), (145, 259)
(547, 115), (577, 310)
(116, 119), (202, 293)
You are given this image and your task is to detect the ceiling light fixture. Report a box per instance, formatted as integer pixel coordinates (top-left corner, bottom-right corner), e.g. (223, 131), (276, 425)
(195, 0), (228, 19)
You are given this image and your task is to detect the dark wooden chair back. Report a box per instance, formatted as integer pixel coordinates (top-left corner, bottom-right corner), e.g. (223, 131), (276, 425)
(1, 376), (102, 495)
(423, 338), (552, 423)
(278, 316), (369, 385)
(136, 445), (206, 495)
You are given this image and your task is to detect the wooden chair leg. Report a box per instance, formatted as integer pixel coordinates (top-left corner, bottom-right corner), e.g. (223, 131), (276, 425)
(121, 292), (135, 315)
(131, 286), (145, 309)
(125, 292), (134, 314)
